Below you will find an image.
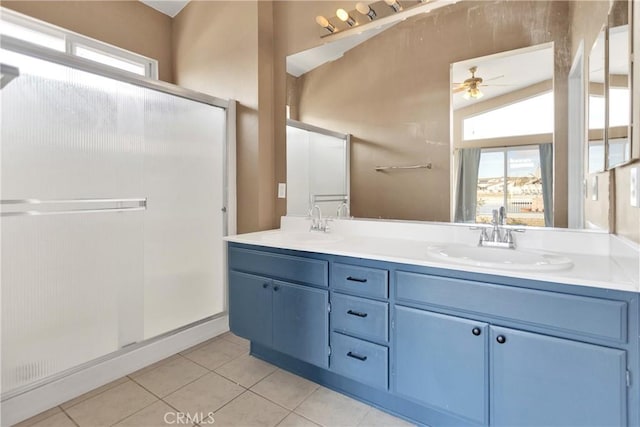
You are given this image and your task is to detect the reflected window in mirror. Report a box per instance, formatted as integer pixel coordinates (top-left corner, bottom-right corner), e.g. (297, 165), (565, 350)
(607, 0), (631, 168)
(452, 43), (554, 227)
(475, 146), (548, 227)
(587, 27), (606, 173)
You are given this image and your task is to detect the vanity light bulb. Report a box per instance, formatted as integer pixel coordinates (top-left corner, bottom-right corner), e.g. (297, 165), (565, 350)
(384, 0), (402, 12)
(336, 8), (356, 26)
(356, 2), (377, 20)
(315, 15), (336, 33)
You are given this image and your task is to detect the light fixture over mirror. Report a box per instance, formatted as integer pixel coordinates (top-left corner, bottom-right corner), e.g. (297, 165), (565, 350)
(385, 0), (403, 13)
(315, 15), (336, 33)
(356, 2), (377, 20)
(336, 8), (356, 26)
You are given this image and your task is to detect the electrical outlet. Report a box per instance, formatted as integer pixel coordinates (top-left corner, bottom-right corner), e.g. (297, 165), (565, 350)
(631, 167), (639, 207)
(278, 183), (286, 199)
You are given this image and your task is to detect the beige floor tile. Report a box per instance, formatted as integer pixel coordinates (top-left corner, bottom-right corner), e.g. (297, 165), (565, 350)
(61, 377), (129, 409)
(132, 355), (208, 397)
(211, 391), (289, 427)
(163, 372), (244, 415)
(129, 355), (183, 378)
(277, 413), (320, 427)
(13, 407), (63, 427)
(358, 408), (416, 427)
(182, 338), (247, 370)
(220, 332), (251, 350)
(178, 336), (223, 355)
(24, 412), (76, 427)
(294, 387), (370, 427)
(114, 400), (188, 427)
(215, 354), (277, 388)
(251, 370), (319, 410)
(65, 380), (157, 426)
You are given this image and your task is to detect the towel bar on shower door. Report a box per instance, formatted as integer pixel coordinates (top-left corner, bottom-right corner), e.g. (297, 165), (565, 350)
(0, 198), (147, 217)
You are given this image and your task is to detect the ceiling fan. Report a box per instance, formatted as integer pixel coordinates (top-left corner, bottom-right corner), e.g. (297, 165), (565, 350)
(452, 66), (504, 100)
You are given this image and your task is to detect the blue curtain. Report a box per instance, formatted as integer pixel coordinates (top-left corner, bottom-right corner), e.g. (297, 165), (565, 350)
(454, 148), (482, 223)
(539, 143), (553, 227)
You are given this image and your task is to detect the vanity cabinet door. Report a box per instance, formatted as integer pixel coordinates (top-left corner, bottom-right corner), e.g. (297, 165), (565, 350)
(490, 326), (627, 427)
(273, 280), (329, 369)
(395, 306), (489, 425)
(228, 271), (273, 346)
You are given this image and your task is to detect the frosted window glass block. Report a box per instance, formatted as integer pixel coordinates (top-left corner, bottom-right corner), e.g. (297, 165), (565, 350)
(142, 91), (226, 339)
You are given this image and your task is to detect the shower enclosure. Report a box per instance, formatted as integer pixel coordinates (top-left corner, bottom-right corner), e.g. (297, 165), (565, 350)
(0, 36), (232, 398)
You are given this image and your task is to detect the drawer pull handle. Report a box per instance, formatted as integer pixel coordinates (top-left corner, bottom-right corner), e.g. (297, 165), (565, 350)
(347, 351), (367, 361)
(496, 335), (506, 344)
(346, 276), (367, 283)
(472, 327), (481, 336)
(347, 310), (368, 318)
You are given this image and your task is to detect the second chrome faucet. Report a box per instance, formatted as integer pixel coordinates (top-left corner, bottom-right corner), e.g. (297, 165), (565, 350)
(477, 206), (524, 249)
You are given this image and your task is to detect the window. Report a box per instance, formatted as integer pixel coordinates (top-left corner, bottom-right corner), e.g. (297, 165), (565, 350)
(477, 146), (545, 227)
(463, 92), (554, 140)
(0, 8), (158, 78)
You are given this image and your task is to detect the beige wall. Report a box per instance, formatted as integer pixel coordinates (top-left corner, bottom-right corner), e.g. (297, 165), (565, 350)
(2, 1), (173, 82)
(287, 1), (569, 223)
(172, 1), (277, 233)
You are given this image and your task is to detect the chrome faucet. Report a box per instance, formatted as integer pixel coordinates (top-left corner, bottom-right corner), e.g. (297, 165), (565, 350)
(476, 206), (524, 249)
(309, 204), (330, 232)
(336, 202), (350, 219)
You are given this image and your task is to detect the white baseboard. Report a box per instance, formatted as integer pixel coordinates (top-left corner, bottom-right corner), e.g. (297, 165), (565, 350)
(1, 315), (229, 427)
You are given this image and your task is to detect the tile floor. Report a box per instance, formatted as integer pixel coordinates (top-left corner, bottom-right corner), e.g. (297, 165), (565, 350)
(16, 333), (415, 427)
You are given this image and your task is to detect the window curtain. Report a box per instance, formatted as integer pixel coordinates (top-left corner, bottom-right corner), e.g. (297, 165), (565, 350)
(454, 147), (482, 223)
(539, 143), (553, 227)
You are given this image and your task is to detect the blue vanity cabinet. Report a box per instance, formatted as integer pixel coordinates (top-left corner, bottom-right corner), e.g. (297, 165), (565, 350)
(228, 271), (273, 346)
(394, 305), (489, 425)
(272, 280), (329, 369)
(490, 326), (627, 427)
(228, 246), (330, 368)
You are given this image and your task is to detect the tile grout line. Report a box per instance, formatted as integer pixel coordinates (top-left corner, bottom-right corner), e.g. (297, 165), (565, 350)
(58, 406), (80, 427)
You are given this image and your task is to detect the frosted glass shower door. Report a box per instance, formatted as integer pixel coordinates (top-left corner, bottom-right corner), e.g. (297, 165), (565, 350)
(142, 92), (226, 339)
(286, 124), (348, 216)
(1, 49), (145, 393)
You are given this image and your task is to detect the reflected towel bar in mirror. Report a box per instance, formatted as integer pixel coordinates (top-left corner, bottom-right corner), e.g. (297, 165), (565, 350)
(374, 163), (432, 172)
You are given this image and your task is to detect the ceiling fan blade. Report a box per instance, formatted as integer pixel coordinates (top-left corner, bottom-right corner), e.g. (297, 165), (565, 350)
(452, 86), (467, 94)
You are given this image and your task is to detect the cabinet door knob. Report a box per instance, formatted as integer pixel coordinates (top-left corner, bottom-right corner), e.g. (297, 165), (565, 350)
(273, 285), (280, 291)
(472, 327), (481, 336)
(496, 335), (506, 344)
(262, 283), (269, 289)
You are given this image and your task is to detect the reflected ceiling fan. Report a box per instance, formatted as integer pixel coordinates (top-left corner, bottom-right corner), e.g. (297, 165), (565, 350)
(452, 66), (505, 100)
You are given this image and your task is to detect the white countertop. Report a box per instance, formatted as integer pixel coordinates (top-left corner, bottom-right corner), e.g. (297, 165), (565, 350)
(225, 217), (640, 293)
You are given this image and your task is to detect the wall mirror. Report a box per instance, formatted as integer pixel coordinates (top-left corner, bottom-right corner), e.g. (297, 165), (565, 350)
(607, 0), (631, 169)
(587, 27), (606, 174)
(451, 44), (554, 227)
(285, 0), (632, 228)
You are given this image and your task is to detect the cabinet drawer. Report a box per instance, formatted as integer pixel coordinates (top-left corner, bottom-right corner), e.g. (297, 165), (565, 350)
(396, 271), (627, 343)
(229, 246), (328, 287)
(330, 332), (388, 390)
(331, 263), (388, 299)
(331, 293), (388, 342)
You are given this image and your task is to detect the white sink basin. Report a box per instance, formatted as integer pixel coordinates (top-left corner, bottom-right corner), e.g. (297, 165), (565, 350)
(260, 231), (343, 245)
(427, 244), (573, 272)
